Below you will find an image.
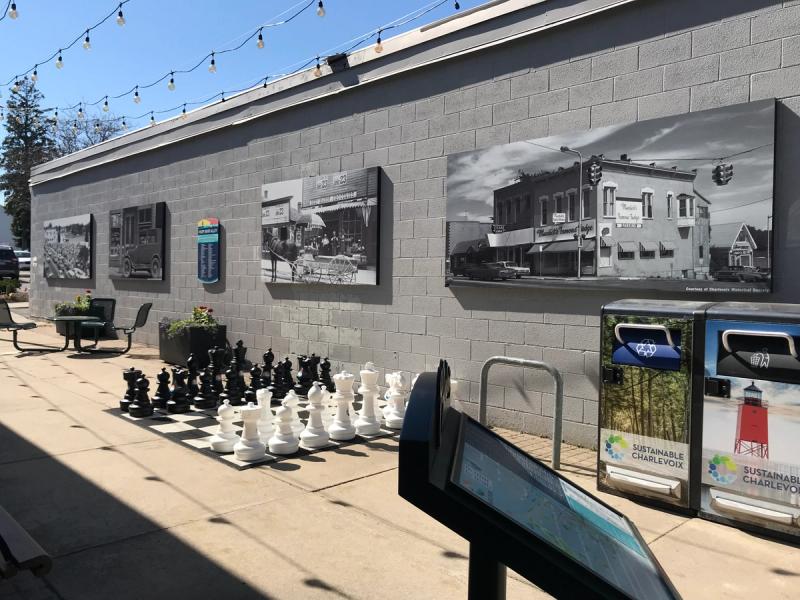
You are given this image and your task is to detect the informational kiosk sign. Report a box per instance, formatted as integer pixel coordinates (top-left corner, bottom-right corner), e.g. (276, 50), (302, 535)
(197, 218), (220, 284)
(399, 361), (680, 600)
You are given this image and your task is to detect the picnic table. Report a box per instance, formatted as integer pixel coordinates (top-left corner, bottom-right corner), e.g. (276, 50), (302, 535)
(45, 315), (100, 352)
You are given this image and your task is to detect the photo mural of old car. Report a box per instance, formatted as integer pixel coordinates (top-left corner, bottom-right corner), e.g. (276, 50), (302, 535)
(109, 202), (166, 280)
(465, 262), (515, 281)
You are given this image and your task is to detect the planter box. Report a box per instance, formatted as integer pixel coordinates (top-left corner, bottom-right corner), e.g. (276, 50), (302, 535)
(158, 323), (228, 368)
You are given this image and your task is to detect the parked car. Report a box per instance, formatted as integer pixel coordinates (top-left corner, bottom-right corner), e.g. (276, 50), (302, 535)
(0, 245), (20, 279)
(465, 262), (515, 281)
(497, 261), (529, 279)
(14, 250), (30, 271)
(714, 266), (768, 283)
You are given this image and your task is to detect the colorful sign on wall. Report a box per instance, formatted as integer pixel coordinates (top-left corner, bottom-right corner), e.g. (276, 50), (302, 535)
(197, 217), (220, 284)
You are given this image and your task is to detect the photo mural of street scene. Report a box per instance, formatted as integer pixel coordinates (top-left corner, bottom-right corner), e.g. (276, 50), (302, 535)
(108, 202), (166, 280)
(446, 99), (775, 293)
(43, 214), (92, 279)
(260, 167), (380, 285)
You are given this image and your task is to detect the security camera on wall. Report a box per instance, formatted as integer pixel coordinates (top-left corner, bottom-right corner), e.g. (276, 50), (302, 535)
(108, 202), (166, 281)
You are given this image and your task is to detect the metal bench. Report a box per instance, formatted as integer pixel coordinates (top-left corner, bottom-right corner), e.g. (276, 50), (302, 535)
(78, 302), (152, 354)
(0, 299), (63, 353)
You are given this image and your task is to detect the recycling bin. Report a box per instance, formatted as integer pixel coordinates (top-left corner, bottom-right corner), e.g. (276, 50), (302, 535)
(598, 300), (711, 512)
(700, 302), (800, 541)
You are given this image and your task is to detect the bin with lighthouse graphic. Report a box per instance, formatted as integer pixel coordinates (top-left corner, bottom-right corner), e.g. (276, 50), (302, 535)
(598, 300), (711, 512)
(701, 302), (800, 541)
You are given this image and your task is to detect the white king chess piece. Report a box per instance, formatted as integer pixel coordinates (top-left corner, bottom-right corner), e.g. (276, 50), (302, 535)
(268, 399), (299, 455)
(234, 402), (267, 461)
(355, 363), (381, 436)
(300, 382), (330, 449)
(209, 399), (238, 453)
(328, 370), (357, 441)
(283, 389), (304, 436)
(385, 371), (408, 430)
(256, 388), (274, 444)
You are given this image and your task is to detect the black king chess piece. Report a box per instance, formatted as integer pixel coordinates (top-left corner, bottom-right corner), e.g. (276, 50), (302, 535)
(259, 348), (274, 389)
(193, 367), (218, 410)
(167, 368), (191, 414)
(208, 346), (226, 396)
(121, 367), (142, 412)
(129, 376), (154, 418)
(152, 368), (171, 410)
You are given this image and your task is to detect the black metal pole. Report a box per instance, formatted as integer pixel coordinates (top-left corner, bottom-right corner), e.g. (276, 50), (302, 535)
(468, 542), (506, 600)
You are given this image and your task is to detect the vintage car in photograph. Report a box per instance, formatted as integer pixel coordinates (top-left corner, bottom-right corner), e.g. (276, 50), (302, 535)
(714, 266), (769, 283)
(496, 261), (530, 279)
(465, 262), (515, 281)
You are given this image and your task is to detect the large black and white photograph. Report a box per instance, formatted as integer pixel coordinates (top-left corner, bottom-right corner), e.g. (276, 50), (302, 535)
(446, 99), (775, 293)
(43, 214), (92, 279)
(108, 202), (166, 280)
(261, 167), (380, 285)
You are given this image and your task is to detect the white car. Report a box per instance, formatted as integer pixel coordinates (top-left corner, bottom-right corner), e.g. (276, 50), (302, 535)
(497, 261), (529, 279)
(14, 250), (31, 271)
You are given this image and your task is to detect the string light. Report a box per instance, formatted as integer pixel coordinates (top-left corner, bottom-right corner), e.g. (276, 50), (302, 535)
(133, 86), (141, 103)
(220, 92), (226, 102)
(55, 51), (63, 69)
(94, 121), (101, 133)
(454, 1), (460, 8)
(257, 29), (264, 49)
(11, 79), (20, 93)
(30, 66), (37, 82)
(102, 97), (110, 112)
(208, 52), (217, 73)
(116, 4), (125, 26)
(167, 72), (175, 91)
(149, 112), (156, 126)
(180, 104), (187, 120)
(83, 31), (91, 50)
(77, 105), (84, 119)
(316, 1), (325, 17)
(375, 30), (383, 53)
(313, 56), (322, 77)
(8, 3), (18, 19)
(71, 122), (78, 134)
(15, 114), (22, 124)
(51, 110), (58, 122)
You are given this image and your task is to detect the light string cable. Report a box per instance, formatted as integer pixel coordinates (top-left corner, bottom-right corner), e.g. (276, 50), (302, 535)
(0, 0), (14, 24)
(1, 1), (132, 87)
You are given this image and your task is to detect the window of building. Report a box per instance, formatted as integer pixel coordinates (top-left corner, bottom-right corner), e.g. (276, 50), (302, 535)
(660, 248), (674, 258)
(699, 245), (704, 258)
(567, 190), (578, 221)
(642, 189), (654, 219)
(553, 193), (564, 217)
(640, 249), (655, 259)
(582, 187), (591, 219)
(679, 196), (695, 218)
(666, 192), (673, 219)
(602, 184), (617, 218)
(539, 197), (549, 226)
(618, 247), (635, 260)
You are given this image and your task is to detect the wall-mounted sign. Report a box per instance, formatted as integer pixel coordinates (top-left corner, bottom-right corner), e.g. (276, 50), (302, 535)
(534, 219), (594, 244)
(615, 201), (643, 228)
(261, 201), (291, 226)
(491, 224), (506, 234)
(197, 218), (220, 284)
(552, 212), (567, 224)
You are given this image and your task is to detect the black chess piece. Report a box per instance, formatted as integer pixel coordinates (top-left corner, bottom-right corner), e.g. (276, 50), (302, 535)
(244, 364), (262, 404)
(293, 355), (313, 397)
(152, 368), (171, 410)
(121, 367), (142, 412)
(269, 360), (286, 400)
(167, 368), (190, 414)
(309, 353), (320, 382)
(233, 340), (248, 371)
(209, 346), (225, 395)
(220, 366), (243, 406)
(320, 358), (334, 392)
(186, 353), (200, 402)
(129, 376), (154, 418)
(262, 348), (274, 372)
(282, 357), (294, 388)
(194, 367), (218, 410)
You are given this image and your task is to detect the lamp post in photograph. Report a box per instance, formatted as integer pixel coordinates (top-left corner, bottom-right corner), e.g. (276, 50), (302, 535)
(560, 146), (583, 279)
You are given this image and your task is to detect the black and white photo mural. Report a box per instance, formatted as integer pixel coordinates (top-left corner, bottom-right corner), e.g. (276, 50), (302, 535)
(43, 214), (92, 279)
(108, 202), (166, 280)
(261, 167), (380, 285)
(446, 99), (776, 293)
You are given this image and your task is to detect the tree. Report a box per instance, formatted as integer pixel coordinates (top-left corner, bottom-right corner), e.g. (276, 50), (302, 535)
(0, 79), (56, 249)
(54, 110), (123, 157)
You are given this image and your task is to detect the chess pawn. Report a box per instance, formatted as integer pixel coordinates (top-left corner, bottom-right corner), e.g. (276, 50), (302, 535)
(385, 372), (408, 430)
(300, 383), (330, 449)
(121, 367), (141, 413)
(256, 388), (274, 444)
(355, 365), (381, 435)
(244, 364), (262, 404)
(268, 400), (300, 455)
(233, 403), (267, 461)
(194, 367), (218, 410)
(186, 354), (200, 401)
(210, 400), (239, 453)
(152, 368), (171, 410)
(129, 376), (154, 418)
(167, 369), (190, 414)
(328, 371), (356, 441)
(283, 390), (304, 436)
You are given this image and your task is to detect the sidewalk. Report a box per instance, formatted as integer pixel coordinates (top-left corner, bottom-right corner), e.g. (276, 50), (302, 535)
(0, 320), (798, 599)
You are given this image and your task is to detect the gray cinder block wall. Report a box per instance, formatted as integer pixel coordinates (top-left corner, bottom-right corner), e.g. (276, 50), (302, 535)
(29, 0), (800, 448)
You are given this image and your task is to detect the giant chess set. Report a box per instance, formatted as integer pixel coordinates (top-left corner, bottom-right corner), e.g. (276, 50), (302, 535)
(113, 341), (414, 469)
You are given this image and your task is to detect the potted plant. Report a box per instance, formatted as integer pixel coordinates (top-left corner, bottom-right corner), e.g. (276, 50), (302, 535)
(158, 305), (227, 367)
(53, 290), (93, 337)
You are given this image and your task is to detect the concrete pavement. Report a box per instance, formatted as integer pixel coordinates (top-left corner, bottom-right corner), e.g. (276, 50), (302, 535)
(1, 319), (799, 599)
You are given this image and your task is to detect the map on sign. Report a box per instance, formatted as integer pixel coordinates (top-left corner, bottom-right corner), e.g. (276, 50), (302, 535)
(452, 419), (676, 600)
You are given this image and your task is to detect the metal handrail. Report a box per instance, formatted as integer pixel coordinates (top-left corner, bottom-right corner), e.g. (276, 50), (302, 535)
(479, 356), (564, 470)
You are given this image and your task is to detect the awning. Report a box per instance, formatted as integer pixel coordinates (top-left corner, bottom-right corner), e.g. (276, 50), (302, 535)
(600, 236), (613, 247)
(617, 241), (637, 252)
(660, 241), (676, 251)
(305, 198), (376, 214)
(528, 240), (580, 254)
(639, 241), (658, 252)
(297, 212), (326, 227)
(487, 227), (534, 247)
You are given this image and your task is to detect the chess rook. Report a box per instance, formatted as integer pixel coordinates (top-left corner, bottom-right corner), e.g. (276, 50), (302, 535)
(328, 371), (356, 441)
(256, 388), (274, 443)
(233, 402), (267, 461)
(355, 364), (381, 436)
(121, 367), (141, 413)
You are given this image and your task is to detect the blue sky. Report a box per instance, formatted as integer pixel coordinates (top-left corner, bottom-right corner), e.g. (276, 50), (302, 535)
(0, 0), (480, 133)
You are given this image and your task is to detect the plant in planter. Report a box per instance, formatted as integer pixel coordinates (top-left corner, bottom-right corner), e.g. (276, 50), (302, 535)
(53, 290), (93, 336)
(158, 305), (228, 367)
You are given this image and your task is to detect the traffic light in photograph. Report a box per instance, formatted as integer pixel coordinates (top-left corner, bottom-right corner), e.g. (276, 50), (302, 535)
(712, 163), (734, 185)
(587, 160), (603, 186)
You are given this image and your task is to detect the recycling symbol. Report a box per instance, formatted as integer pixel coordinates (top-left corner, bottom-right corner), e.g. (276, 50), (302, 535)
(635, 339), (657, 358)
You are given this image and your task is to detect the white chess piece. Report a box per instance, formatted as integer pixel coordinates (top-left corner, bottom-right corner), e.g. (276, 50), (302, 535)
(268, 399), (299, 455)
(256, 388), (274, 444)
(234, 402), (267, 461)
(382, 372), (396, 422)
(300, 382), (330, 449)
(209, 399), (238, 453)
(355, 364), (381, 435)
(328, 371), (356, 441)
(283, 390), (304, 436)
(385, 372), (408, 430)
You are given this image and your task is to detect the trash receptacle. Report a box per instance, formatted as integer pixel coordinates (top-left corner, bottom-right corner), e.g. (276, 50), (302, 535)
(598, 300), (711, 512)
(701, 302), (800, 541)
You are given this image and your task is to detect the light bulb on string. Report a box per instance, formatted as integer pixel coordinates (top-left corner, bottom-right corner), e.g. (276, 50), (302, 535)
(77, 105), (84, 119)
(167, 73), (175, 91)
(208, 53), (217, 73)
(316, 1), (325, 17)
(8, 3), (18, 19)
(51, 110), (58, 123)
(375, 30), (383, 54)
(220, 92), (226, 102)
(454, 1), (460, 8)
(0, 109), (4, 122)
(116, 5), (125, 26)
(83, 31), (91, 50)
(102, 97), (109, 112)
(94, 121), (101, 133)
(149, 112), (156, 126)
(180, 104), (187, 120)
(257, 29), (264, 49)
(71, 122), (77, 134)
(55, 51), (63, 69)
(30, 67), (37, 82)
(263, 76), (268, 88)
(133, 87), (141, 104)
(313, 57), (322, 78)
(11, 80), (20, 93)
(121, 118), (127, 130)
